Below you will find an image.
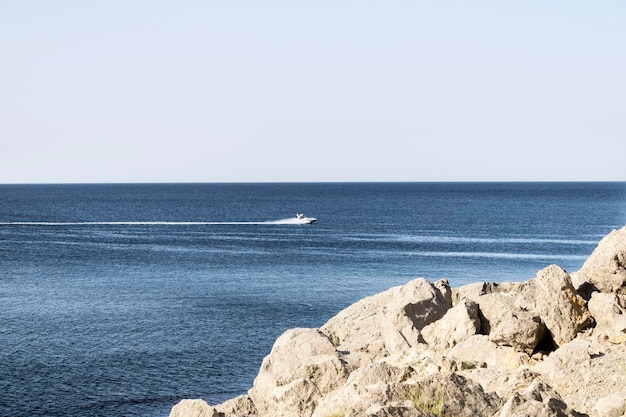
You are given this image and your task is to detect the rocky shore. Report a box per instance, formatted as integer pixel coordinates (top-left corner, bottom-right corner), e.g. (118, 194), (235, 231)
(170, 226), (626, 417)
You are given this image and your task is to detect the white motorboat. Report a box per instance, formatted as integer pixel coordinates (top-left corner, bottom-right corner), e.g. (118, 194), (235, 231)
(295, 213), (317, 224)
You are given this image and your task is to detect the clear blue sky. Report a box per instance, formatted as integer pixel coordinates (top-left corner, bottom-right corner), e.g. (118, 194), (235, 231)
(1, 2), (624, 183)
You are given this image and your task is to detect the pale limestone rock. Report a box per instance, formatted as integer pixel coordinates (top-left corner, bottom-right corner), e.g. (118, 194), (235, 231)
(321, 278), (451, 367)
(315, 366), (501, 417)
(533, 339), (591, 384)
(404, 373), (502, 417)
(524, 265), (592, 347)
(452, 280), (546, 353)
(462, 366), (543, 401)
(383, 345), (467, 378)
(588, 292), (626, 343)
(533, 338), (626, 416)
(421, 299), (480, 351)
(169, 399), (218, 417)
(364, 402), (425, 417)
(592, 389), (626, 417)
(452, 281), (524, 306)
(489, 308), (545, 354)
(311, 362), (414, 417)
(576, 225), (626, 294)
(446, 335), (527, 371)
(248, 327), (348, 417)
(495, 380), (582, 417)
(452, 282), (499, 305)
(433, 278), (453, 306)
(214, 395), (256, 417)
(476, 292), (545, 354)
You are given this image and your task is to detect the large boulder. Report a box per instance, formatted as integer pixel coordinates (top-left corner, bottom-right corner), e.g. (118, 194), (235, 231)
(248, 328), (348, 417)
(574, 226), (626, 294)
(591, 389), (626, 417)
(452, 281), (524, 306)
(476, 292), (545, 354)
(403, 373), (502, 417)
(532, 339), (626, 416)
(321, 278), (452, 367)
(421, 299), (481, 351)
(214, 395), (256, 417)
(495, 380), (583, 417)
(438, 373), (503, 417)
(462, 366), (544, 401)
(311, 362), (416, 417)
(452, 281), (547, 354)
(446, 335), (528, 371)
(587, 292), (626, 344)
(169, 399), (218, 417)
(521, 265), (592, 347)
(533, 340), (591, 388)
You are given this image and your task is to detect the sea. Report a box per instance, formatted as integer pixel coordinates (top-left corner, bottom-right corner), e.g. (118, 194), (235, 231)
(1, 182), (625, 417)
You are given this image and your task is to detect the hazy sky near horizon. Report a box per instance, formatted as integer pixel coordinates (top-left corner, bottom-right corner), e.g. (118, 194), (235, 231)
(1, 2), (625, 183)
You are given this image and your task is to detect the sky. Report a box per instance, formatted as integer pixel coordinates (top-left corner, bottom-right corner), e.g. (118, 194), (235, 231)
(1, 1), (625, 183)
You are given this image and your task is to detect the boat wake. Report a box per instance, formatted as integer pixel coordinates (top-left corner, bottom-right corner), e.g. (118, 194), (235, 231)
(0, 213), (317, 226)
(0, 219), (312, 226)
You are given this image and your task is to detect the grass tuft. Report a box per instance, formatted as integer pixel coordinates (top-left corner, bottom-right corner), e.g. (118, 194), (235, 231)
(405, 385), (446, 416)
(328, 330), (341, 347)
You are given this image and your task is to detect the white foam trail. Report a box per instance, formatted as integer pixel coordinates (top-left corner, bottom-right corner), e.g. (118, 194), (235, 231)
(345, 233), (597, 246)
(409, 251), (587, 261)
(398, 235), (598, 245)
(0, 220), (302, 226)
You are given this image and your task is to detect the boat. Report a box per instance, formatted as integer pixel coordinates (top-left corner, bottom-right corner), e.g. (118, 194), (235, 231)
(295, 213), (317, 224)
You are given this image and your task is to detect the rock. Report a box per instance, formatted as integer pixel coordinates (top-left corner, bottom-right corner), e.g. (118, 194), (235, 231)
(452, 281), (524, 306)
(314, 366), (501, 417)
(533, 340), (591, 384)
(588, 292), (626, 343)
(169, 399), (218, 417)
(433, 278), (453, 306)
(421, 299), (481, 351)
(452, 282), (499, 305)
(533, 338), (626, 416)
(496, 380), (582, 417)
(592, 389), (626, 417)
(214, 395), (256, 417)
(404, 373), (502, 417)
(446, 335), (527, 371)
(575, 226), (626, 294)
(248, 327), (348, 417)
(489, 309), (545, 355)
(452, 281), (548, 354)
(321, 278), (451, 367)
(311, 362), (414, 417)
(462, 366), (544, 401)
(363, 403), (425, 417)
(384, 345), (468, 377)
(524, 265), (592, 347)
(476, 292), (545, 354)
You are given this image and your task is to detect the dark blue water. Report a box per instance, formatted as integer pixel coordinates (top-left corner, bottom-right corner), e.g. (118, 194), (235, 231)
(1, 182), (625, 417)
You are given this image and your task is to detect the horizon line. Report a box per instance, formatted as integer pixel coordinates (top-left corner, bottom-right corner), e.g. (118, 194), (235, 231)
(2, 180), (626, 186)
